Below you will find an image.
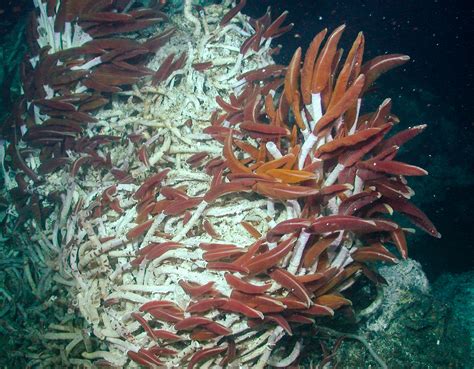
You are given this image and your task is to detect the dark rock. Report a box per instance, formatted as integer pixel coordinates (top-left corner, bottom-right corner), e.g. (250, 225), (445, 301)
(301, 260), (471, 368)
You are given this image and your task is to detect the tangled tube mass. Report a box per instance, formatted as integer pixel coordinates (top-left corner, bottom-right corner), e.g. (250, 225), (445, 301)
(1, 0), (440, 367)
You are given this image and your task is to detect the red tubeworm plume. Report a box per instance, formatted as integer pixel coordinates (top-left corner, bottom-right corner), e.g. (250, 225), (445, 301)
(2, 0), (175, 181)
(1, 1), (439, 368)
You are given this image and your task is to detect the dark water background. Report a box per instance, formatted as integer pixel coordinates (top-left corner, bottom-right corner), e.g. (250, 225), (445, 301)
(1, 0), (472, 280)
(245, 0), (474, 280)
